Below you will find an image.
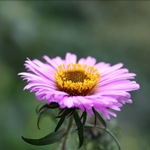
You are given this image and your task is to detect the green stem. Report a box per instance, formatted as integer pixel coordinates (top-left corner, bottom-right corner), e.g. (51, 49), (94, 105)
(84, 123), (121, 150)
(61, 117), (73, 150)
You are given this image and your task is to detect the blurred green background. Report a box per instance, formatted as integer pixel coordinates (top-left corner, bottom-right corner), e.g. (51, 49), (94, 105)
(0, 1), (150, 150)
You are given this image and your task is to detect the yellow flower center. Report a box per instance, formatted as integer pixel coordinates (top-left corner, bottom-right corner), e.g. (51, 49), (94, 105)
(54, 63), (100, 96)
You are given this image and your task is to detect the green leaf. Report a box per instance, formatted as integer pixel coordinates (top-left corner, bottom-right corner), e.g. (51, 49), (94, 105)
(80, 111), (87, 125)
(92, 107), (107, 129)
(38, 104), (48, 113)
(56, 108), (76, 118)
(67, 108), (76, 118)
(93, 108), (97, 126)
(37, 107), (49, 129)
(36, 103), (60, 129)
(38, 103), (59, 112)
(54, 117), (66, 132)
(74, 111), (84, 148)
(22, 129), (66, 146)
(54, 108), (76, 132)
(57, 108), (65, 116)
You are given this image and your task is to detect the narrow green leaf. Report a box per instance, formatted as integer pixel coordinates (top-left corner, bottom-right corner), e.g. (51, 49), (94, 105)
(80, 111), (87, 125)
(56, 109), (68, 118)
(36, 103), (60, 129)
(56, 108), (76, 118)
(67, 108), (76, 118)
(38, 103), (59, 112)
(57, 108), (65, 116)
(74, 111), (84, 148)
(37, 104), (47, 114)
(37, 107), (49, 129)
(22, 129), (66, 146)
(92, 108), (97, 126)
(92, 107), (107, 128)
(64, 108), (76, 118)
(54, 117), (66, 132)
(74, 111), (81, 127)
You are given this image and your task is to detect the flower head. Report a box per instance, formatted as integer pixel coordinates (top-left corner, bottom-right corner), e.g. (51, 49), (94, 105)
(19, 53), (140, 120)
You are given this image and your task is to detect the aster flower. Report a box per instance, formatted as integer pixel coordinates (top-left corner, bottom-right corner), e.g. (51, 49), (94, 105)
(19, 52), (139, 120)
(19, 52), (139, 149)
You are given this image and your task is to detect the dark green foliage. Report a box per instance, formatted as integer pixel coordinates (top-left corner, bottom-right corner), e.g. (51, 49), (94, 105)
(22, 129), (66, 146)
(80, 111), (87, 125)
(92, 107), (107, 129)
(74, 111), (84, 148)
(37, 102), (59, 129)
(56, 108), (76, 118)
(54, 117), (66, 132)
(25, 101), (117, 149)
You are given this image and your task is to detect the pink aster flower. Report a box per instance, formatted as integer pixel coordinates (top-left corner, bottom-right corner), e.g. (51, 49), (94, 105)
(19, 53), (140, 120)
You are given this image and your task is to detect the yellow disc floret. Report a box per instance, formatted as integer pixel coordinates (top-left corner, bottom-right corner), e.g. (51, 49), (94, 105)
(54, 63), (100, 96)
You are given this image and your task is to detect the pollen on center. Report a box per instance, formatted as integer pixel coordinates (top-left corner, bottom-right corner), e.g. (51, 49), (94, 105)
(54, 63), (100, 96)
